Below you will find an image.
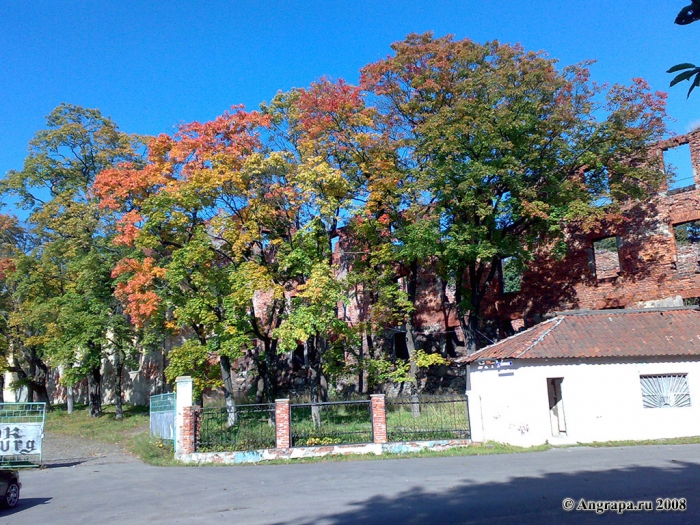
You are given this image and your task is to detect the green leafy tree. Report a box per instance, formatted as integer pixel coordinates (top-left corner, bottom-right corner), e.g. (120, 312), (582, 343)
(1, 104), (146, 416)
(362, 33), (667, 352)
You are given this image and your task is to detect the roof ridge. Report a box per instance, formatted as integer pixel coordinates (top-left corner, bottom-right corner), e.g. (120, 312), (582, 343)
(556, 306), (700, 316)
(463, 316), (561, 362)
(513, 316), (565, 359)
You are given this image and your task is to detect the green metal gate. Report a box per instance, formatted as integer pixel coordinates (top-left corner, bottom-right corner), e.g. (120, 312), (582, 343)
(150, 393), (176, 443)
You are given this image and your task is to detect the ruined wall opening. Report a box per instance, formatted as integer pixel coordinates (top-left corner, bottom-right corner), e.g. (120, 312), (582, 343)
(500, 257), (522, 293)
(664, 143), (695, 192)
(674, 220), (700, 274)
(393, 332), (409, 360)
(593, 237), (621, 279)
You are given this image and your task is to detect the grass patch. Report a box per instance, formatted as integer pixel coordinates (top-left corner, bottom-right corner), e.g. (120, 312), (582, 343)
(45, 404), (149, 446)
(131, 433), (180, 466)
(575, 436), (700, 448)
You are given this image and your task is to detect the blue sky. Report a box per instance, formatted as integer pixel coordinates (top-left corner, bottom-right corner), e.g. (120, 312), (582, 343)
(1, 0), (698, 207)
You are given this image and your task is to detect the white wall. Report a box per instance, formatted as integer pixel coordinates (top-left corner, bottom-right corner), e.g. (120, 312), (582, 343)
(467, 357), (700, 447)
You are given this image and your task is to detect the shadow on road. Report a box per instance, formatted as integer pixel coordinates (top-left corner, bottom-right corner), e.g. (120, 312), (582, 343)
(272, 460), (699, 524)
(42, 458), (95, 469)
(0, 497), (52, 516)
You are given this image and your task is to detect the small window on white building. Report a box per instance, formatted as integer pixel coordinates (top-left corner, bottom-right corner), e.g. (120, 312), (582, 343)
(640, 374), (691, 408)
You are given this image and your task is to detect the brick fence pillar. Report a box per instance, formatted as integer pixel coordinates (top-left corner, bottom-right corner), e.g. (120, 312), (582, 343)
(175, 376), (193, 455)
(371, 394), (387, 444)
(275, 399), (291, 449)
(180, 406), (196, 454)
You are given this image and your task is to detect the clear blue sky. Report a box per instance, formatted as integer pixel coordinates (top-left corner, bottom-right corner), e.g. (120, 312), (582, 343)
(1, 0), (698, 208)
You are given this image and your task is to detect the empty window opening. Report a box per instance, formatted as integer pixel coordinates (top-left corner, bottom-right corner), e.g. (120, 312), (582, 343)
(674, 221), (700, 274)
(500, 257), (522, 293)
(640, 374), (691, 408)
(664, 143), (695, 192)
(593, 237), (621, 279)
(290, 344), (306, 371)
(683, 297), (700, 306)
(674, 220), (700, 246)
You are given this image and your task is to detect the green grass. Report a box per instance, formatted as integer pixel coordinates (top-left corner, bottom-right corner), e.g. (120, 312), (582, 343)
(291, 403), (373, 446)
(45, 404), (149, 445)
(385, 401), (470, 442)
(574, 436), (700, 448)
(197, 406), (277, 452)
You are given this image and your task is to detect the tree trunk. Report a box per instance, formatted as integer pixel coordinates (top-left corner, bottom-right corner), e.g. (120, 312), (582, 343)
(219, 355), (237, 427)
(67, 385), (74, 414)
(0, 374), (4, 403)
(87, 366), (102, 417)
(404, 260), (420, 405)
(262, 338), (278, 402)
(27, 354), (37, 403)
(306, 338), (322, 429)
(9, 351), (51, 408)
(114, 347), (123, 420)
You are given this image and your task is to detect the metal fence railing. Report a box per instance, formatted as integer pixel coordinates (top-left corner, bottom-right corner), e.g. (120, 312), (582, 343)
(194, 404), (276, 452)
(0, 402), (46, 468)
(291, 400), (372, 447)
(150, 393), (175, 442)
(385, 395), (470, 442)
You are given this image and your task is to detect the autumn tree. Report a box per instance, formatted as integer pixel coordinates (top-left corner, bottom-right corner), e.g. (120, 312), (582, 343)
(94, 108), (272, 420)
(362, 33), (667, 352)
(1, 104), (146, 416)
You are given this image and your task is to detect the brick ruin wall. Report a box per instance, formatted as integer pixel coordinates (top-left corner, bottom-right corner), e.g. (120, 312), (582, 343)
(481, 128), (700, 328)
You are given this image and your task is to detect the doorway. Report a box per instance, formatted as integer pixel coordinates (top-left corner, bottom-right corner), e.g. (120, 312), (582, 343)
(547, 377), (567, 436)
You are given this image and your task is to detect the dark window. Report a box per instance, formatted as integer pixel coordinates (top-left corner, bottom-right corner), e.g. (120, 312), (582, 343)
(394, 332), (409, 360)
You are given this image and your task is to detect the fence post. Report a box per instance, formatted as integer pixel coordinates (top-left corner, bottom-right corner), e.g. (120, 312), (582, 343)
(371, 394), (387, 444)
(180, 406), (196, 454)
(175, 376), (193, 455)
(275, 399), (291, 449)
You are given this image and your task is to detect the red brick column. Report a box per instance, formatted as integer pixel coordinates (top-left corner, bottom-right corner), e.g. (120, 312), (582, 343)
(275, 399), (291, 449)
(181, 406), (196, 454)
(371, 394), (387, 444)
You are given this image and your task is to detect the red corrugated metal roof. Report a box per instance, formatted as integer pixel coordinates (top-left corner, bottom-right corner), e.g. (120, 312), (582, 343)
(461, 307), (700, 362)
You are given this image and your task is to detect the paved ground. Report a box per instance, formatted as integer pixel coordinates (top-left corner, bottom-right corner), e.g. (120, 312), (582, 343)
(2, 441), (699, 524)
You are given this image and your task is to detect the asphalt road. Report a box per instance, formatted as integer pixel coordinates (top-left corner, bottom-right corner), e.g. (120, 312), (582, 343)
(2, 444), (699, 524)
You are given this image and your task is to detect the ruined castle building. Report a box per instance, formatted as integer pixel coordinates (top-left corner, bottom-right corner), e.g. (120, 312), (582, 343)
(485, 129), (700, 332)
